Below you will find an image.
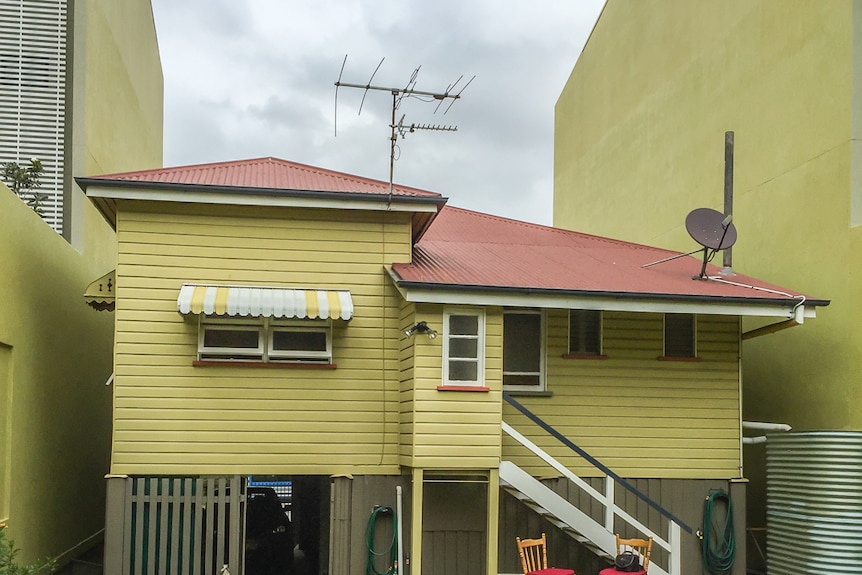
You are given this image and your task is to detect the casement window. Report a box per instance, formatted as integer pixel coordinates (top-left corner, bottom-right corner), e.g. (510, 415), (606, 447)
(503, 310), (544, 390)
(178, 285), (352, 366)
(568, 309), (602, 355)
(199, 317), (332, 363)
(664, 313), (696, 358)
(443, 309), (485, 386)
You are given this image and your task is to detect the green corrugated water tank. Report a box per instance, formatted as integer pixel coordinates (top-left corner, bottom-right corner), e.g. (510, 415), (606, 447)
(766, 431), (862, 575)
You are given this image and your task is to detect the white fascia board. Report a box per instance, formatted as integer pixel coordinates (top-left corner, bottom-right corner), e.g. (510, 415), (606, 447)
(84, 185), (439, 214)
(392, 284), (815, 319)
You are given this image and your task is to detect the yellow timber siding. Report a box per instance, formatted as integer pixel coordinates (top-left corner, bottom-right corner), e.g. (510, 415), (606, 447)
(401, 304), (503, 469)
(112, 202), (410, 475)
(398, 301), (417, 463)
(503, 310), (741, 479)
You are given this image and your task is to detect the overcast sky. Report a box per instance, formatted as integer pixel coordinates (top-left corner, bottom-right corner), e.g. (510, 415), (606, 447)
(149, 1), (606, 225)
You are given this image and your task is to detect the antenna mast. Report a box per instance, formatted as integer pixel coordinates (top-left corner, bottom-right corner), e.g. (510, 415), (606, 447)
(334, 56), (474, 201)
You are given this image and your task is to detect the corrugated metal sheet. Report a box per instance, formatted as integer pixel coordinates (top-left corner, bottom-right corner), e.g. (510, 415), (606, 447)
(766, 432), (862, 575)
(84, 156), (440, 198)
(391, 206), (826, 305)
(177, 284), (353, 320)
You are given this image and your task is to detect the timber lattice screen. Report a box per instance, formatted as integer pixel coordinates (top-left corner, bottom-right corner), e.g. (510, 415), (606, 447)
(108, 476), (246, 575)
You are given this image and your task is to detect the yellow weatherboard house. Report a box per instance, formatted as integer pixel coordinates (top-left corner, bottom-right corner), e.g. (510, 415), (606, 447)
(79, 156), (825, 575)
(0, 0), (162, 568)
(553, 1), (861, 572)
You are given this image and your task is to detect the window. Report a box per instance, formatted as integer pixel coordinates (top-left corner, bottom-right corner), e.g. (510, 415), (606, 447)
(443, 309), (485, 386)
(568, 309), (602, 355)
(503, 310), (544, 390)
(664, 313), (696, 358)
(199, 317), (332, 363)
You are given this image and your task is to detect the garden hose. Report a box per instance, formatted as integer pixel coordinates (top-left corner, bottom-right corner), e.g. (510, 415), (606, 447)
(366, 505), (398, 575)
(702, 489), (736, 574)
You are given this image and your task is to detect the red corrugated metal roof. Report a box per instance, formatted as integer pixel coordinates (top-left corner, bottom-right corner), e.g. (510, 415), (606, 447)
(391, 206), (825, 304)
(85, 156), (441, 198)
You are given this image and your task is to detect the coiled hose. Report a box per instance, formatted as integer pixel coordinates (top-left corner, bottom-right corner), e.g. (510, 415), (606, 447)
(366, 506), (398, 575)
(702, 489), (736, 574)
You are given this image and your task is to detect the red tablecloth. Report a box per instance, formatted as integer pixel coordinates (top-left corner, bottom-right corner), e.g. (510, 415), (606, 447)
(598, 568), (646, 575)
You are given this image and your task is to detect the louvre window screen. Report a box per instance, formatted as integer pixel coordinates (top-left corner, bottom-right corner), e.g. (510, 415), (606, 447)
(0, 0), (68, 234)
(664, 313), (696, 357)
(569, 310), (601, 354)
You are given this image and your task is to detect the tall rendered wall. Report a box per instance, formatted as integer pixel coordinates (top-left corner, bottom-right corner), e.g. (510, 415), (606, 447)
(553, 0), (861, 559)
(0, 186), (114, 563)
(68, 0), (163, 252)
(0, 0), (162, 563)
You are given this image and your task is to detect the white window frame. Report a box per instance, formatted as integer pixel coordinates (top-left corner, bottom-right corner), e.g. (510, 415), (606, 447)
(442, 308), (485, 387)
(503, 309), (546, 391)
(568, 309), (603, 355)
(198, 317), (332, 363)
(663, 313), (697, 358)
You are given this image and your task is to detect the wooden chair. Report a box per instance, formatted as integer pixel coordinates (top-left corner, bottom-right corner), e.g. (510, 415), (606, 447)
(598, 534), (652, 575)
(515, 533), (575, 575)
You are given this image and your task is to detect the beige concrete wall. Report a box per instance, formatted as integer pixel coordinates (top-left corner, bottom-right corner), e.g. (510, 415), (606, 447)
(0, 185), (114, 563)
(553, 1), (861, 567)
(68, 0), (163, 252)
(0, 0), (162, 563)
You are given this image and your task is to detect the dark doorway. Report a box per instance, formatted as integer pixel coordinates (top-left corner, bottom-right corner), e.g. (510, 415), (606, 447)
(421, 477), (488, 575)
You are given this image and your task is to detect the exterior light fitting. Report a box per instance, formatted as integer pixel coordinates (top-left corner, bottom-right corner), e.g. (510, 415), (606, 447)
(404, 321), (437, 339)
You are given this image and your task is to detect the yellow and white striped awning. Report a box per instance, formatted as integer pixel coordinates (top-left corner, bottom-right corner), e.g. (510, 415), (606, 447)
(84, 270), (116, 311)
(177, 285), (353, 320)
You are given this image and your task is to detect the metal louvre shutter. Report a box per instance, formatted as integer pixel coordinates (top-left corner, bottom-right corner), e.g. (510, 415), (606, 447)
(0, 0), (67, 233)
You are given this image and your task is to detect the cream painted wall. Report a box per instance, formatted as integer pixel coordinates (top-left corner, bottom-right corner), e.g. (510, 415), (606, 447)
(0, 0), (162, 563)
(0, 186), (114, 563)
(553, 0), (861, 551)
(68, 0), (163, 253)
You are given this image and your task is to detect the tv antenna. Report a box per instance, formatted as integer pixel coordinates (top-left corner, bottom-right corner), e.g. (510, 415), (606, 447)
(642, 207), (737, 279)
(334, 55), (474, 201)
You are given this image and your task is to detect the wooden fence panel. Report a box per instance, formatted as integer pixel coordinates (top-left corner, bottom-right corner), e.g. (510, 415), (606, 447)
(104, 475), (245, 574)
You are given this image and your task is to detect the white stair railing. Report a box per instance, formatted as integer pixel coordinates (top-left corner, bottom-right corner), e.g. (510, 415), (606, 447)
(501, 394), (693, 575)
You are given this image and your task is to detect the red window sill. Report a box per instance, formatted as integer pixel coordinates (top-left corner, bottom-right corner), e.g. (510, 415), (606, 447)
(657, 356), (702, 362)
(193, 360), (337, 369)
(437, 385), (491, 392)
(561, 353), (608, 360)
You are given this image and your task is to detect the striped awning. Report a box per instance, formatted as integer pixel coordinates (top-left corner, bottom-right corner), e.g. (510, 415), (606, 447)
(177, 285), (353, 320)
(84, 270), (116, 311)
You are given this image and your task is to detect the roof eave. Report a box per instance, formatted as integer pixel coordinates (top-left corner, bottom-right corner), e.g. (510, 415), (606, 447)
(386, 272), (828, 319)
(77, 178), (448, 231)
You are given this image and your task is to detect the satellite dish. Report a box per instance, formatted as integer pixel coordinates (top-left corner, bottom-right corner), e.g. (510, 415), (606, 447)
(641, 207), (737, 279)
(685, 207), (737, 250)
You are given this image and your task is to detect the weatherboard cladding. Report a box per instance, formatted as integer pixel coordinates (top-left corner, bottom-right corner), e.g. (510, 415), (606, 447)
(391, 206), (823, 304)
(85, 156), (441, 198)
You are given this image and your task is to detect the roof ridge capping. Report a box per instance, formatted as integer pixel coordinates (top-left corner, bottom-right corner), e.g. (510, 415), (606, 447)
(79, 156), (443, 198)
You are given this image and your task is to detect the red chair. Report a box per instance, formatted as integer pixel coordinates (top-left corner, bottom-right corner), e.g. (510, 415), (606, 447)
(516, 533), (575, 575)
